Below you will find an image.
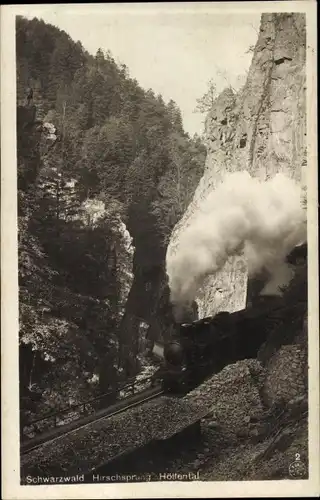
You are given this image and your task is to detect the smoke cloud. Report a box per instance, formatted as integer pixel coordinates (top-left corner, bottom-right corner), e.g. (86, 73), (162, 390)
(166, 171), (307, 310)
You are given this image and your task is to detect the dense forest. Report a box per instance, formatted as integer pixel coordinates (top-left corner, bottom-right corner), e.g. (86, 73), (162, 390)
(17, 16), (206, 421)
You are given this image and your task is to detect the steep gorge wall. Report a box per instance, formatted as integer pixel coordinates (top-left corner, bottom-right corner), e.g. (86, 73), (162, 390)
(167, 13), (306, 318)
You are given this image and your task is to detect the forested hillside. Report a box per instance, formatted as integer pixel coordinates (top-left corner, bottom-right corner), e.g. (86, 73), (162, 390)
(17, 16), (206, 419)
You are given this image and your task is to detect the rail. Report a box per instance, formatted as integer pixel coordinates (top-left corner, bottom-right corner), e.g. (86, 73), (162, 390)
(21, 374), (156, 438)
(21, 385), (164, 455)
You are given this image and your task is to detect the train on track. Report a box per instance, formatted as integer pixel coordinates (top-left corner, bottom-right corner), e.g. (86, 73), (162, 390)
(152, 298), (282, 393)
(152, 243), (307, 394)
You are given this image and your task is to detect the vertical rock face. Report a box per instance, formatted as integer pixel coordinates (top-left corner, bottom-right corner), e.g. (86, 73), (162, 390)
(167, 13), (306, 318)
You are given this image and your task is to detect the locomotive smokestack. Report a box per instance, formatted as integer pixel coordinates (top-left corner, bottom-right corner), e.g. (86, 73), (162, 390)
(166, 171), (306, 313)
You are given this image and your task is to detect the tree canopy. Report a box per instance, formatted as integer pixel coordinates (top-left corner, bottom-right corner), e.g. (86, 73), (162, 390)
(17, 15), (206, 419)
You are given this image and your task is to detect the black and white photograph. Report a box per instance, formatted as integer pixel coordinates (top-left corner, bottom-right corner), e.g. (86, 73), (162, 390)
(1, 2), (319, 499)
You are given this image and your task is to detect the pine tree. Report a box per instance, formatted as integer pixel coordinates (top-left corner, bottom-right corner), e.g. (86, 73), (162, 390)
(195, 78), (217, 113)
(167, 99), (184, 132)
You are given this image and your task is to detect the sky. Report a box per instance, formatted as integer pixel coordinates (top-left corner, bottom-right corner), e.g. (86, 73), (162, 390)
(21, 4), (261, 136)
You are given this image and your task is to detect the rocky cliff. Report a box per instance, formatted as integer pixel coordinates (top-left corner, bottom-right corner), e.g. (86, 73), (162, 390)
(167, 13), (306, 318)
(18, 102), (136, 418)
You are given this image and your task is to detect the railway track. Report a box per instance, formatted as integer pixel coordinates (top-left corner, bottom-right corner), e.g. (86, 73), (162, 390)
(21, 385), (164, 455)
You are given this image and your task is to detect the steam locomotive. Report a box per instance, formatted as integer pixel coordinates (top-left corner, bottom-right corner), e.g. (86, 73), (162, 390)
(152, 298), (285, 393)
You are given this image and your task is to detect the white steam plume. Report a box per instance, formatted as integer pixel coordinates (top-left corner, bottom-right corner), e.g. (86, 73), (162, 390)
(166, 171), (307, 308)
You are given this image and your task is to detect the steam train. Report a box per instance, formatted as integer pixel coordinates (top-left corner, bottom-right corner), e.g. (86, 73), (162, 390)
(151, 298), (285, 393)
(152, 243), (307, 394)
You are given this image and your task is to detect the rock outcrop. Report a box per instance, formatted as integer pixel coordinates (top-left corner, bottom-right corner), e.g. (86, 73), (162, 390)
(17, 104), (57, 195)
(167, 13), (306, 318)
